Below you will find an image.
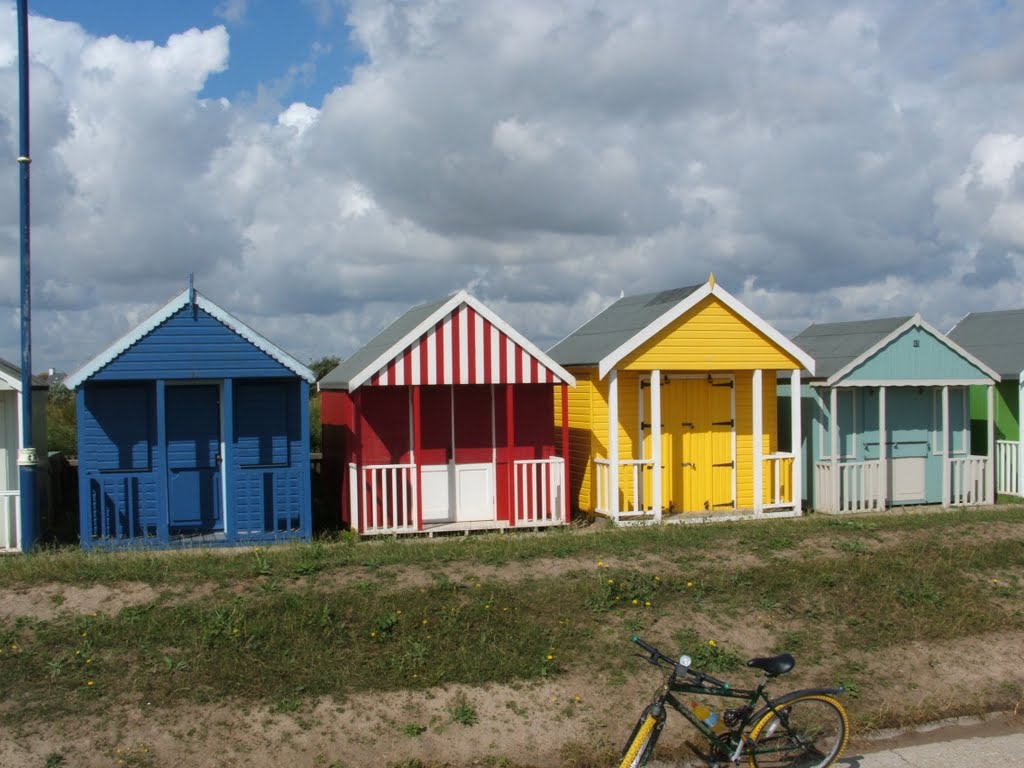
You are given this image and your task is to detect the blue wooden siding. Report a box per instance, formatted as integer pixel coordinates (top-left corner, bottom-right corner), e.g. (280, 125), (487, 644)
(78, 384), (162, 541)
(230, 380), (308, 538)
(842, 327), (991, 382)
(91, 307), (294, 381)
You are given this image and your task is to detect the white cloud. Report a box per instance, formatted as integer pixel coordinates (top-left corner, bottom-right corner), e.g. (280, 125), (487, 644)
(1, 0), (1024, 374)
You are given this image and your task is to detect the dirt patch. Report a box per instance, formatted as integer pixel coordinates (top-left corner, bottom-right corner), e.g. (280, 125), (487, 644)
(0, 582), (161, 622)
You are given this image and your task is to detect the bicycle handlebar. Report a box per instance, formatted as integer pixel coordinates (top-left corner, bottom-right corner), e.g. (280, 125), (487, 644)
(630, 635), (730, 689)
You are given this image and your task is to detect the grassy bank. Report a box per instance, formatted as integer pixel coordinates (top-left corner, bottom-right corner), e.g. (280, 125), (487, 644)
(1, 507), (1023, 765)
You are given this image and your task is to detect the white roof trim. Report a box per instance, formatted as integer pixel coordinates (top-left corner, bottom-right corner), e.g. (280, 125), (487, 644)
(0, 366), (21, 392)
(597, 282), (815, 379)
(347, 290), (575, 391)
(824, 314), (1000, 387)
(63, 289), (315, 388)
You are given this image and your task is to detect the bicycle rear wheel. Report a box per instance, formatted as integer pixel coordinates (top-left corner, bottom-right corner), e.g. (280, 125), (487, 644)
(747, 694), (848, 768)
(618, 705), (664, 768)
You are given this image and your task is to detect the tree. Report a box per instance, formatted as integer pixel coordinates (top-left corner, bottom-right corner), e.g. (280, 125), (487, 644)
(307, 356), (340, 453)
(46, 373), (77, 457)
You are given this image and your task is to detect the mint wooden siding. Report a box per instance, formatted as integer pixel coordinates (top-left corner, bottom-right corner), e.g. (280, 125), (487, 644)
(804, 386), (968, 505)
(91, 307), (294, 381)
(842, 327), (990, 382)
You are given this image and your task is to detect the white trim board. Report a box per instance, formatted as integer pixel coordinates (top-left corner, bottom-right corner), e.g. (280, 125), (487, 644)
(824, 314), (1000, 387)
(596, 281), (815, 380)
(64, 288), (316, 388)
(345, 290), (575, 392)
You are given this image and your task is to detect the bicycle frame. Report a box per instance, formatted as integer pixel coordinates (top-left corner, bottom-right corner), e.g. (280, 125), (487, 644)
(626, 636), (846, 766)
(650, 669), (770, 761)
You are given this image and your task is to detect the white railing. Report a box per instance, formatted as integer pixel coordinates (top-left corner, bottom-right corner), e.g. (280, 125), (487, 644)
(513, 457), (564, 526)
(0, 490), (18, 552)
(354, 463), (419, 535)
(995, 440), (1019, 496)
(763, 453), (794, 509)
(949, 456), (989, 505)
(593, 458), (654, 517)
(814, 460), (882, 513)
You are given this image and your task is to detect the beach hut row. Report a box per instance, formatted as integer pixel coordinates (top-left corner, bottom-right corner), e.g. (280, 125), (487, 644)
(2, 278), (1022, 551)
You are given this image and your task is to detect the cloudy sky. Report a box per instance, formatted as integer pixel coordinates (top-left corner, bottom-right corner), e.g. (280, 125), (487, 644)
(1, 1), (1023, 374)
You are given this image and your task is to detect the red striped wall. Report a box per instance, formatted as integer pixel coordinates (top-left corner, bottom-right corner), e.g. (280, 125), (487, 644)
(368, 304), (557, 386)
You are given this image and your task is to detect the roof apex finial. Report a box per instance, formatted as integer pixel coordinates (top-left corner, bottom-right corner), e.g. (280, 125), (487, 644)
(708, 272), (715, 288)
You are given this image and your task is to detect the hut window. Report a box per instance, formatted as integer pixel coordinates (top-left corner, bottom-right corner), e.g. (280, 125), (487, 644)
(85, 384), (154, 471)
(235, 382), (290, 467)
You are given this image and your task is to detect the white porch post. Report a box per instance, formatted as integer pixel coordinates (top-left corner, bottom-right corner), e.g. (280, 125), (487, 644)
(878, 387), (887, 510)
(941, 385), (950, 506)
(790, 370), (801, 515)
(1019, 378), (1024, 498)
(608, 368), (619, 522)
(987, 384), (995, 504)
(651, 370), (663, 522)
(830, 388), (839, 513)
(752, 369), (763, 513)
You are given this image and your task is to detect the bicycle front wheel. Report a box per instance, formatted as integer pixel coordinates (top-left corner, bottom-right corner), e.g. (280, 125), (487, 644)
(618, 705), (664, 768)
(747, 694), (848, 768)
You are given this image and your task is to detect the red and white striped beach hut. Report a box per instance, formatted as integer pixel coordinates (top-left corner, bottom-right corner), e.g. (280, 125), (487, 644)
(319, 291), (575, 535)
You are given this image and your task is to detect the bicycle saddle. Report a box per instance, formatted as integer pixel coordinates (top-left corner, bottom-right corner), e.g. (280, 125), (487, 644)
(746, 653), (795, 677)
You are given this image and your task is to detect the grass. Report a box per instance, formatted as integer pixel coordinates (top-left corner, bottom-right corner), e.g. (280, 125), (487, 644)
(0, 506), (1022, 745)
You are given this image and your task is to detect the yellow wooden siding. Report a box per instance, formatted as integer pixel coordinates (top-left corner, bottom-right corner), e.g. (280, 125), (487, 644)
(564, 368), (596, 513)
(620, 296), (801, 372)
(564, 366), (782, 514)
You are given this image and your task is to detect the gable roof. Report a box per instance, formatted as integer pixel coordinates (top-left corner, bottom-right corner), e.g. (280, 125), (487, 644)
(319, 290), (575, 391)
(948, 309), (1024, 380)
(795, 314), (999, 386)
(547, 279), (815, 379)
(63, 288), (316, 389)
(0, 357), (48, 391)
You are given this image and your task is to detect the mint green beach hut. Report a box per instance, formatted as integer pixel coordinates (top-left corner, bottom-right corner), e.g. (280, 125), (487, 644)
(789, 315), (1000, 512)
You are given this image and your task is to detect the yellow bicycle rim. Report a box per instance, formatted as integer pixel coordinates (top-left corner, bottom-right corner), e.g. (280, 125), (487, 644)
(746, 694), (850, 768)
(619, 713), (659, 768)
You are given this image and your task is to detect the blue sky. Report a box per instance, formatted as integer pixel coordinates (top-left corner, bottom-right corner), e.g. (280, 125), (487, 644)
(29, 0), (365, 107)
(1, 1), (1024, 373)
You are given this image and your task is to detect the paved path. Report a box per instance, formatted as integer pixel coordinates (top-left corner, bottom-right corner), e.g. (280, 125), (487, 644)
(844, 730), (1024, 767)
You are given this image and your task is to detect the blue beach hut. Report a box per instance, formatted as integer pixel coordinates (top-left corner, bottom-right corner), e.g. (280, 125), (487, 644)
(63, 284), (315, 548)
(789, 315), (999, 512)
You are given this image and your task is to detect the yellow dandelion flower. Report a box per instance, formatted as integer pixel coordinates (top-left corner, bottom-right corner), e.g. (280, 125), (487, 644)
(475, 583), (482, 588)
(597, 560), (605, 567)
(607, 579), (614, 584)
(708, 639), (717, 647)
(574, 695), (582, 702)
(86, 680), (94, 687)
(10, 643), (19, 651)
(546, 654), (554, 661)
(75, 650), (81, 656)
(86, 658), (93, 664)
(484, 604), (491, 609)
(631, 599), (639, 605)
(687, 581), (694, 587)
(422, 619), (429, 625)
(645, 601), (651, 607)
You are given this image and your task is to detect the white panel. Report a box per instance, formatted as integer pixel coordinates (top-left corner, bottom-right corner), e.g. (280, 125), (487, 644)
(420, 465), (451, 522)
(890, 457), (926, 502)
(0, 392), (15, 492)
(455, 463), (494, 522)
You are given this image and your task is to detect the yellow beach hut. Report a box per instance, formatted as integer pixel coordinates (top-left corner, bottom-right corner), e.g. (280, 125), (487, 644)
(548, 277), (815, 522)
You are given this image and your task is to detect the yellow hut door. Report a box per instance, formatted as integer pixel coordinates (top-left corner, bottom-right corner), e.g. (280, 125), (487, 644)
(671, 376), (736, 513)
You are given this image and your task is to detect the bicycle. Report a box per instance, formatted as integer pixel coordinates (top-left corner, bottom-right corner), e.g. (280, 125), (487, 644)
(618, 635), (849, 768)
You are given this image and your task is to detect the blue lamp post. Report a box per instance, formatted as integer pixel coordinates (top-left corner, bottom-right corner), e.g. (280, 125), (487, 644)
(16, 0), (37, 551)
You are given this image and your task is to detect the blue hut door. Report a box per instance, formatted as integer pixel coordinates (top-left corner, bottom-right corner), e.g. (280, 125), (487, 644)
(166, 385), (223, 533)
